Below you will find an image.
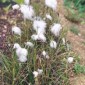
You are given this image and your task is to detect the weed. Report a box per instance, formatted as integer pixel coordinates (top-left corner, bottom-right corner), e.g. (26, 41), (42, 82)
(81, 41), (85, 46)
(70, 26), (80, 35)
(74, 63), (85, 74)
(64, 0), (85, 23)
(64, 0), (85, 12)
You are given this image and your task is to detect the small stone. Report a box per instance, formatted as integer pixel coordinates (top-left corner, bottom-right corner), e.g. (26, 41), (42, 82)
(78, 33), (81, 36)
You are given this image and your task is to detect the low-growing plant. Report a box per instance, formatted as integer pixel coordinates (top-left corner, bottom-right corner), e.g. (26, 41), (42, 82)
(0, 0), (24, 4)
(70, 25), (80, 35)
(64, 0), (85, 12)
(64, 0), (85, 23)
(74, 62), (85, 74)
(64, 8), (82, 23)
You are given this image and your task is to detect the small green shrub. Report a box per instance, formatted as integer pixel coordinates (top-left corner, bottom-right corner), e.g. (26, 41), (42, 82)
(0, 0), (24, 4)
(74, 63), (85, 74)
(64, 0), (85, 23)
(64, 0), (85, 12)
(70, 26), (80, 35)
(0, 0), (10, 3)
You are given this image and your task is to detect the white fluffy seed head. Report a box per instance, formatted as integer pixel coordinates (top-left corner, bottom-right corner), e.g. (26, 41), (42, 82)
(33, 71), (39, 78)
(13, 43), (21, 49)
(24, 0), (30, 5)
(37, 69), (43, 75)
(50, 40), (57, 49)
(20, 5), (35, 20)
(62, 38), (65, 45)
(13, 43), (28, 63)
(42, 51), (49, 59)
(31, 33), (46, 42)
(46, 55), (50, 59)
(25, 42), (34, 48)
(51, 23), (62, 37)
(12, 4), (20, 10)
(18, 55), (27, 62)
(19, 48), (28, 58)
(45, 0), (57, 10)
(46, 14), (52, 20)
(12, 26), (21, 36)
(42, 51), (47, 56)
(31, 34), (38, 41)
(67, 57), (74, 63)
(38, 33), (46, 42)
(33, 19), (46, 34)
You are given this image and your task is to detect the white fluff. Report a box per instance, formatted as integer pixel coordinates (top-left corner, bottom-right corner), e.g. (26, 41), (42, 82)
(37, 69), (43, 75)
(20, 4), (35, 20)
(25, 42), (34, 48)
(50, 40), (57, 49)
(31, 34), (38, 41)
(42, 51), (49, 59)
(33, 19), (46, 34)
(18, 55), (27, 62)
(42, 51), (47, 57)
(31, 33), (46, 42)
(24, 0), (30, 5)
(45, 0), (57, 10)
(45, 55), (50, 59)
(33, 69), (43, 77)
(38, 33), (46, 42)
(46, 14), (52, 20)
(12, 4), (20, 10)
(33, 71), (39, 78)
(67, 57), (74, 63)
(12, 26), (21, 36)
(62, 38), (65, 45)
(13, 43), (28, 62)
(51, 23), (62, 37)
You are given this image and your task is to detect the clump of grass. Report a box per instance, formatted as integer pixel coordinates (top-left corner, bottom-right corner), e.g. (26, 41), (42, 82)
(82, 41), (85, 45)
(64, 0), (85, 12)
(74, 62), (85, 74)
(70, 25), (80, 35)
(64, 8), (82, 23)
(64, 0), (85, 23)
(0, 1), (77, 85)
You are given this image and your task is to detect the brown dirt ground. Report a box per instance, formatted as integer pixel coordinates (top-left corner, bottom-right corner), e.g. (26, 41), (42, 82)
(57, 0), (85, 85)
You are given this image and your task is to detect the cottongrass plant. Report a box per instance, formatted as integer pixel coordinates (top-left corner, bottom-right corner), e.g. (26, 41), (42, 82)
(12, 26), (22, 36)
(1, 0), (76, 85)
(12, 4), (20, 10)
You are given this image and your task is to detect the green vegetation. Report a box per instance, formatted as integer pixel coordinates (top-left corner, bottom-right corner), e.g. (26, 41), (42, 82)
(70, 26), (80, 35)
(64, 0), (85, 23)
(74, 63), (85, 74)
(0, 0), (10, 3)
(0, 0), (24, 4)
(64, 0), (85, 12)
(13, 0), (24, 4)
